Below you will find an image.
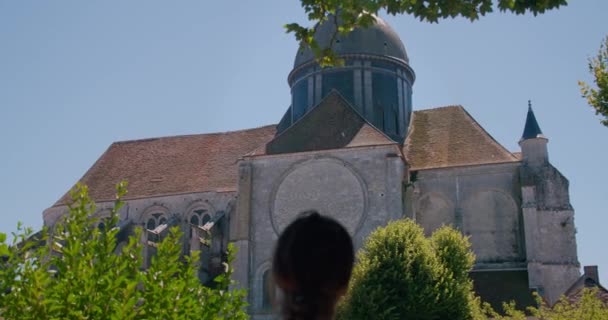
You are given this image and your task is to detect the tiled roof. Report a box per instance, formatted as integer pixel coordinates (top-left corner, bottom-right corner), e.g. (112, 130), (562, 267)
(564, 279), (608, 305)
(54, 125), (276, 206)
(404, 106), (518, 170)
(564, 271), (608, 305)
(53, 103), (518, 206)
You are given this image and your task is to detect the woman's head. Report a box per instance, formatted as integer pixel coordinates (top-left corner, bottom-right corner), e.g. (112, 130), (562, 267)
(272, 211), (354, 319)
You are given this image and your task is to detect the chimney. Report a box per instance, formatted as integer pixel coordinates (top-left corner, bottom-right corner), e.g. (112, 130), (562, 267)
(584, 265), (600, 284)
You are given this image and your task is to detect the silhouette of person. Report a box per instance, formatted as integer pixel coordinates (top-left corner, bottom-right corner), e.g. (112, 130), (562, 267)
(272, 210), (354, 320)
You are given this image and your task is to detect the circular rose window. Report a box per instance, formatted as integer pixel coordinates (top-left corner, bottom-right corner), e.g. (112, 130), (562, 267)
(271, 159), (366, 235)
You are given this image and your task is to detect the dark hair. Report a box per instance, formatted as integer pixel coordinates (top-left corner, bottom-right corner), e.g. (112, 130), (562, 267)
(273, 211), (354, 320)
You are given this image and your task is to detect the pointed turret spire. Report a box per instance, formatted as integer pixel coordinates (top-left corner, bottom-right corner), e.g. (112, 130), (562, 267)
(519, 100), (549, 166)
(521, 100), (544, 141)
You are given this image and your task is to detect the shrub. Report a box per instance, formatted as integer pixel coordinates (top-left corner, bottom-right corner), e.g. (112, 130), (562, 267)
(0, 183), (247, 320)
(336, 220), (478, 320)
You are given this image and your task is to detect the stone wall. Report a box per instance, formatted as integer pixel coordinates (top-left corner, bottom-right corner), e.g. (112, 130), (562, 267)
(43, 191), (236, 282)
(521, 162), (579, 304)
(242, 145), (405, 317)
(409, 162), (526, 266)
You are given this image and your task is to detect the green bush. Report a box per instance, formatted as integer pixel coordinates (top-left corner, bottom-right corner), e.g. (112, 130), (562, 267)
(336, 220), (478, 320)
(335, 219), (608, 320)
(0, 183), (247, 320)
(531, 288), (608, 320)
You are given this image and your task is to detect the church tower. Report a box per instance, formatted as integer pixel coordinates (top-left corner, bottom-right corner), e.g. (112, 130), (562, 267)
(277, 15), (416, 142)
(519, 103), (580, 304)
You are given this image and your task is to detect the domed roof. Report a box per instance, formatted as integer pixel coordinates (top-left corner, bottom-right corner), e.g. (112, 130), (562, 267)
(293, 15), (409, 68)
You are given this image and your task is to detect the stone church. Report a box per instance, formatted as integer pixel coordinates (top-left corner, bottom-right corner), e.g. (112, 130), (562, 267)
(42, 15), (580, 318)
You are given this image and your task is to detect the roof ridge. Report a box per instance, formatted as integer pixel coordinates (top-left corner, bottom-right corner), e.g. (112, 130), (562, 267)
(113, 124), (277, 145)
(347, 123), (398, 147)
(266, 91), (397, 155)
(404, 105), (519, 170)
(51, 124), (277, 206)
(330, 90), (397, 144)
(414, 105), (464, 112)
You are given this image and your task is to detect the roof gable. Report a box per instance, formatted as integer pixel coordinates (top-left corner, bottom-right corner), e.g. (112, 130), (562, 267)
(347, 123), (396, 148)
(54, 125), (276, 206)
(265, 91), (395, 155)
(404, 106), (518, 170)
(564, 273), (608, 304)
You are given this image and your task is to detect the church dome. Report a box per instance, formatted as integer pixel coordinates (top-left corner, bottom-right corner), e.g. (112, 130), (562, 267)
(293, 15), (409, 68)
(279, 15), (415, 142)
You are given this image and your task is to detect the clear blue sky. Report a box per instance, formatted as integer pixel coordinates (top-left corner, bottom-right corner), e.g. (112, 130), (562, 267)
(1, 1), (606, 283)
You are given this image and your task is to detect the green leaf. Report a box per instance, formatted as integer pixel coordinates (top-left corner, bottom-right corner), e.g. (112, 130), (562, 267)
(0, 243), (8, 256)
(288, 0), (567, 67)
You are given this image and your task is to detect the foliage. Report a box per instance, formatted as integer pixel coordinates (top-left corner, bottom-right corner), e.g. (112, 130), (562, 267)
(431, 226), (478, 319)
(334, 219), (608, 320)
(287, 0), (568, 65)
(579, 35), (608, 127)
(0, 183), (247, 320)
(480, 300), (528, 320)
(336, 220), (479, 320)
(482, 288), (608, 320)
(530, 288), (608, 320)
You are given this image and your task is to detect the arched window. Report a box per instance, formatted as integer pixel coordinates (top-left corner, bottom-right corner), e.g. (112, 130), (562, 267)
(190, 215), (199, 226)
(141, 207), (170, 269)
(145, 212), (167, 231)
(147, 218), (156, 231)
(188, 208), (211, 246)
(189, 208), (213, 229)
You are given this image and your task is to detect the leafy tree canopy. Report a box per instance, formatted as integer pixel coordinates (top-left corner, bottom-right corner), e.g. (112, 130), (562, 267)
(485, 288), (608, 320)
(287, 0), (568, 65)
(336, 220), (479, 320)
(334, 219), (608, 320)
(0, 183), (247, 320)
(579, 35), (608, 127)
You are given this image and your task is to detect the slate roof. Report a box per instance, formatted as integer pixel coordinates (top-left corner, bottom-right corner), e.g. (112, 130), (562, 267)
(404, 106), (518, 170)
(521, 105), (544, 140)
(53, 125), (276, 206)
(265, 91), (395, 155)
(292, 14), (409, 69)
